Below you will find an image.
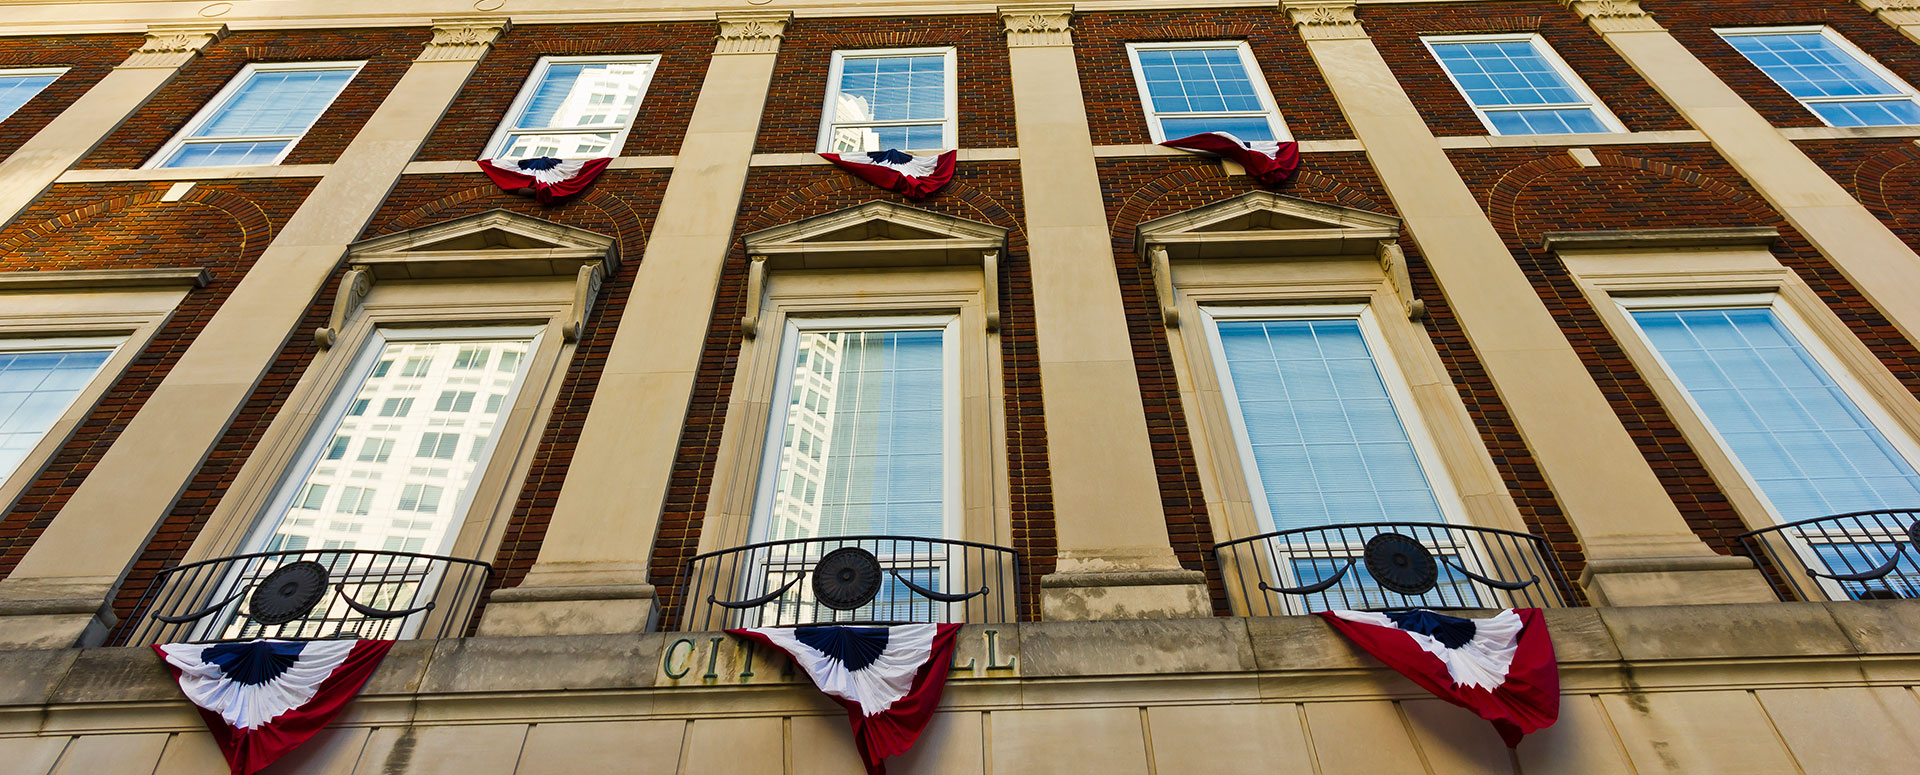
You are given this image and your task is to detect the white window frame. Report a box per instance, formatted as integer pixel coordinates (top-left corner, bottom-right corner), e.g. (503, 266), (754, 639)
(145, 61), (365, 169)
(815, 47), (959, 154)
(0, 66), (68, 124)
(749, 314), (964, 546)
(480, 54), (661, 160)
(1421, 33), (1627, 136)
(1125, 40), (1290, 144)
(1715, 26), (1920, 128)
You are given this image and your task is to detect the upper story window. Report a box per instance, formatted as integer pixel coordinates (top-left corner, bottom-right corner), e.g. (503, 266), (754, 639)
(1423, 34), (1624, 136)
(0, 67), (65, 124)
(148, 62), (362, 168)
(818, 48), (956, 153)
(1717, 27), (1920, 127)
(483, 55), (659, 161)
(1126, 41), (1287, 142)
(0, 338), (118, 481)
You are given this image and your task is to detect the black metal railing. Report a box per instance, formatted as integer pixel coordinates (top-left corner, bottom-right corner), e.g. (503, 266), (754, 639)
(1214, 522), (1576, 615)
(1737, 508), (1920, 602)
(115, 549), (493, 646)
(680, 535), (1019, 630)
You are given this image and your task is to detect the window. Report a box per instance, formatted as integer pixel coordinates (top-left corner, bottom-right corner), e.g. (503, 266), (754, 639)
(483, 56), (658, 160)
(324, 436), (350, 460)
(1718, 27), (1920, 127)
(148, 62), (362, 168)
(1125, 42), (1287, 143)
(337, 486), (376, 516)
(817, 48), (957, 153)
(397, 484), (443, 512)
(296, 484), (329, 510)
(379, 397), (413, 417)
(1423, 35), (1624, 136)
(0, 67), (65, 124)
(0, 338), (118, 482)
(355, 437), (394, 463)
(417, 431), (459, 460)
(434, 390), (476, 412)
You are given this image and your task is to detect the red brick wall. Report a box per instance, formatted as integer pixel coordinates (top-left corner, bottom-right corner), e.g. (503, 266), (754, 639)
(1074, 9), (1352, 144)
(79, 28), (429, 169)
(644, 162), (1045, 626)
(415, 23), (715, 161)
(1798, 138), (1920, 384)
(0, 179), (316, 579)
(1647, 0), (1920, 129)
(1360, 1), (1689, 136)
(754, 15), (1015, 153)
(0, 34), (144, 160)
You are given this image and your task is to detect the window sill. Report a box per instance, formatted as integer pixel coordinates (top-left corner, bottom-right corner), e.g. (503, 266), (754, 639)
(56, 164), (334, 183)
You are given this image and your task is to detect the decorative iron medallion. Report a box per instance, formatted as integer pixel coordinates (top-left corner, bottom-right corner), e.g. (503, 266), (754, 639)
(813, 547), (884, 610)
(1908, 521), (1920, 548)
(1365, 533), (1439, 596)
(248, 561), (330, 625)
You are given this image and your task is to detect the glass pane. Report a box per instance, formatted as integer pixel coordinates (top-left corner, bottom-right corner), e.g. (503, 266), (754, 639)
(830, 54), (948, 140)
(0, 346), (113, 481)
(510, 60), (652, 143)
(1290, 554), (1481, 611)
(250, 336), (533, 559)
(159, 140), (292, 168)
(1808, 99), (1920, 128)
(195, 68), (356, 138)
(1215, 318), (1446, 533)
(825, 123), (948, 153)
(1483, 107), (1610, 135)
(1136, 47), (1269, 115)
(1633, 306), (1920, 521)
(761, 328), (947, 543)
(0, 72), (60, 124)
(1725, 32), (1904, 99)
(1811, 541), (1920, 598)
(1431, 40), (1585, 108)
(1158, 115), (1277, 142)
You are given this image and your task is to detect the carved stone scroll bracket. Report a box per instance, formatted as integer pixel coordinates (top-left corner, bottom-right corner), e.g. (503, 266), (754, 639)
(715, 11), (791, 55)
(1283, 2), (1365, 42)
(983, 250), (1002, 333)
(315, 266), (374, 349)
(418, 18), (511, 62)
(1378, 241), (1426, 321)
(1858, 0), (1920, 28)
(1563, 0), (1663, 33)
(562, 263), (605, 343)
(742, 254), (768, 338)
(1000, 4), (1075, 47)
(1148, 244), (1179, 328)
(121, 24), (227, 69)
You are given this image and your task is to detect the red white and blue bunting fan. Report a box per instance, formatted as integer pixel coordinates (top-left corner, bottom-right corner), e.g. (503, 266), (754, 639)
(1317, 608), (1559, 747)
(1160, 132), (1301, 187)
(153, 639), (395, 775)
(477, 156), (613, 204)
(731, 623), (962, 774)
(819, 149), (958, 199)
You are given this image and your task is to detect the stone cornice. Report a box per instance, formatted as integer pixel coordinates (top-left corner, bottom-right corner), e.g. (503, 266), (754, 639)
(1283, 2), (1365, 41)
(415, 17), (510, 62)
(118, 23), (225, 69)
(1000, 4), (1074, 47)
(714, 11), (790, 55)
(1564, 0), (1663, 33)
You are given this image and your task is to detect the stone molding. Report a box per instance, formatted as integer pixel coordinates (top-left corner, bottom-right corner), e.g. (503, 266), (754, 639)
(1564, 0), (1663, 33)
(119, 23), (225, 69)
(714, 11), (791, 55)
(416, 17), (510, 62)
(1000, 4), (1074, 47)
(1858, 0), (1920, 27)
(1284, 2), (1365, 41)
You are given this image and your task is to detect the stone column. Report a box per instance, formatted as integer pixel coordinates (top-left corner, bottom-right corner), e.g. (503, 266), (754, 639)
(475, 12), (790, 637)
(1284, 1), (1774, 606)
(1569, 0), (1920, 350)
(0, 19), (510, 649)
(1856, 0), (1920, 45)
(998, 4), (1211, 620)
(0, 24), (225, 229)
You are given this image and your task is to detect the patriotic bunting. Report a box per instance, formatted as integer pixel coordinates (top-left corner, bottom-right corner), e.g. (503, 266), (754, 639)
(154, 638), (395, 775)
(1160, 132), (1301, 187)
(820, 149), (958, 199)
(732, 623), (961, 774)
(478, 156), (613, 204)
(1318, 608), (1559, 747)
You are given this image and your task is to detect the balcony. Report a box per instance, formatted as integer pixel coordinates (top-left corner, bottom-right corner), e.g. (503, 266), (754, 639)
(114, 549), (493, 645)
(1738, 508), (1920, 602)
(678, 535), (1020, 630)
(1213, 521), (1578, 615)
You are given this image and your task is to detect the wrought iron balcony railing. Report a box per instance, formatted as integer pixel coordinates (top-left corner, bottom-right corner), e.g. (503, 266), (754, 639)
(1213, 521), (1577, 615)
(1737, 508), (1920, 602)
(114, 549), (493, 646)
(679, 535), (1019, 630)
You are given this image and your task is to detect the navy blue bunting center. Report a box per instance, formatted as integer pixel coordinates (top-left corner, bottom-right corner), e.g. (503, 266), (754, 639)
(516, 156), (564, 170)
(794, 625), (890, 671)
(203, 641), (307, 686)
(1385, 610), (1477, 649)
(865, 149), (914, 165)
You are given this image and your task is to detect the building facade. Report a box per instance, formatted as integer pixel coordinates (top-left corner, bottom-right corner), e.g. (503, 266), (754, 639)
(2, 0), (1920, 771)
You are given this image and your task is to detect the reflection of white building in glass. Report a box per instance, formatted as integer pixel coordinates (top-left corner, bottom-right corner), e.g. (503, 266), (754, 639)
(490, 57), (657, 161)
(766, 331), (845, 540)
